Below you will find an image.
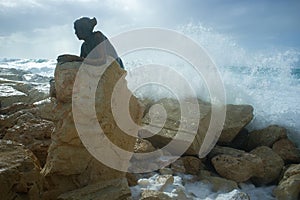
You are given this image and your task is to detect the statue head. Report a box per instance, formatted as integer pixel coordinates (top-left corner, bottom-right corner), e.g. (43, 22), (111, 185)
(74, 17), (97, 40)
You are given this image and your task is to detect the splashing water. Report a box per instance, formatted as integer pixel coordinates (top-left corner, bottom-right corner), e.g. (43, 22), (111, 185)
(124, 23), (300, 146)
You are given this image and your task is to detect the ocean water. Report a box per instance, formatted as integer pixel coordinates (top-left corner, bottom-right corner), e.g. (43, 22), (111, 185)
(0, 23), (299, 147)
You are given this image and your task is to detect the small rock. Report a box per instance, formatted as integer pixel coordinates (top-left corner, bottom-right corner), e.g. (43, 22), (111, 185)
(159, 168), (173, 175)
(141, 190), (172, 200)
(212, 153), (264, 182)
(250, 146), (284, 185)
(274, 164), (300, 200)
(272, 139), (300, 164)
(171, 156), (204, 175)
(247, 125), (287, 150)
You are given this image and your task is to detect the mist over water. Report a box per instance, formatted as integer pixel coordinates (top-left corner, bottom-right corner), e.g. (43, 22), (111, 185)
(124, 23), (300, 146)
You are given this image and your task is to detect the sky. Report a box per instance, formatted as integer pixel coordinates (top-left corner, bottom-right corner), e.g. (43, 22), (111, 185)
(0, 0), (300, 59)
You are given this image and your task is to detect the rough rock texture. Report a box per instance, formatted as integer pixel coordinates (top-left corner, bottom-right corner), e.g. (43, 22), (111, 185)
(216, 190), (250, 200)
(198, 170), (238, 193)
(272, 139), (300, 164)
(57, 178), (131, 200)
(274, 164), (300, 200)
(140, 190), (173, 200)
(0, 103), (54, 166)
(171, 156), (204, 175)
(0, 140), (44, 200)
(41, 58), (142, 199)
(218, 104), (253, 143)
(208, 145), (246, 159)
(211, 153), (264, 182)
(247, 125), (287, 150)
(250, 146), (284, 185)
(140, 98), (253, 156)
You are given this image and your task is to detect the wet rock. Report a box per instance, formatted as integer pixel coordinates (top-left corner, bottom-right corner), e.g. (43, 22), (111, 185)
(274, 164), (300, 200)
(250, 146), (284, 185)
(247, 125), (287, 150)
(140, 190), (172, 200)
(218, 104), (253, 144)
(140, 98), (253, 156)
(211, 153), (264, 182)
(198, 170), (238, 193)
(171, 156), (204, 175)
(272, 139), (300, 164)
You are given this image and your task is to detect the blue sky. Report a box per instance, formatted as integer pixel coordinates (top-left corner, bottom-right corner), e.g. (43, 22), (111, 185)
(0, 0), (299, 58)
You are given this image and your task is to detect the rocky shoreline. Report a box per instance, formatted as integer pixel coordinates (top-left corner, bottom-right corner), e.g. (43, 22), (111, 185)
(0, 58), (300, 199)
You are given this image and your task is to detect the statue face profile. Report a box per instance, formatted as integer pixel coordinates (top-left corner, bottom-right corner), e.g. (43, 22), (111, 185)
(74, 24), (88, 40)
(74, 17), (97, 41)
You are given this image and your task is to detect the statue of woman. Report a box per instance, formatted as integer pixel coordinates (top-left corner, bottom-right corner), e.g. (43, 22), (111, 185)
(58, 17), (124, 68)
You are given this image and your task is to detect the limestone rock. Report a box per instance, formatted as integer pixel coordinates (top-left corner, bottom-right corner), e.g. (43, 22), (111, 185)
(1, 105), (54, 166)
(41, 58), (142, 199)
(272, 139), (300, 164)
(134, 138), (156, 153)
(198, 170), (238, 193)
(274, 164), (300, 200)
(171, 156), (204, 175)
(247, 125), (287, 150)
(140, 98), (253, 156)
(57, 178), (131, 200)
(0, 140), (43, 200)
(218, 104), (253, 143)
(250, 146), (284, 185)
(140, 190), (172, 200)
(216, 189), (250, 200)
(208, 145), (245, 159)
(211, 153), (264, 182)
(159, 168), (173, 175)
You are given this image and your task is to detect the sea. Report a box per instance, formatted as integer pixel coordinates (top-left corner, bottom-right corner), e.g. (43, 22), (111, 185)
(0, 23), (299, 199)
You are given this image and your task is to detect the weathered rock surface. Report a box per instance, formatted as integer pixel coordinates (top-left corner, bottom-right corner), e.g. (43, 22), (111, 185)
(247, 125), (287, 150)
(57, 178), (131, 200)
(171, 156), (204, 175)
(0, 103), (54, 166)
(215, 190), (250, 200)
(250, 146), (284, 185)
(140, 98), (253, 156)
(272, 139), (300, 164)
(140, 190), (173, 200)
(211, 152), (264, 182)
(274, 164), (300, 200)
(208, 145), (245, 159)
(198, 170), (238, 193)
(218, 104), (253, 143)
(0, 140), (43, 200)
(41, 57), (142, 199)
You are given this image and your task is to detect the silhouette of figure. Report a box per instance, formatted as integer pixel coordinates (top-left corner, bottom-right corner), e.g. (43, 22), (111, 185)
(57, 17), (124, 68)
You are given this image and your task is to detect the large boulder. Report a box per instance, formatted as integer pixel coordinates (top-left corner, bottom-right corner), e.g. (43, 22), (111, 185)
(246, 125), (287, 150)
(41, 57), (142, 199)
(0, 140), (44, 200)
(250, 146), (284, 185)
(140, 98), (253, 156)
(274, 164), (300, 200)
(211, 152), (264, 182)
